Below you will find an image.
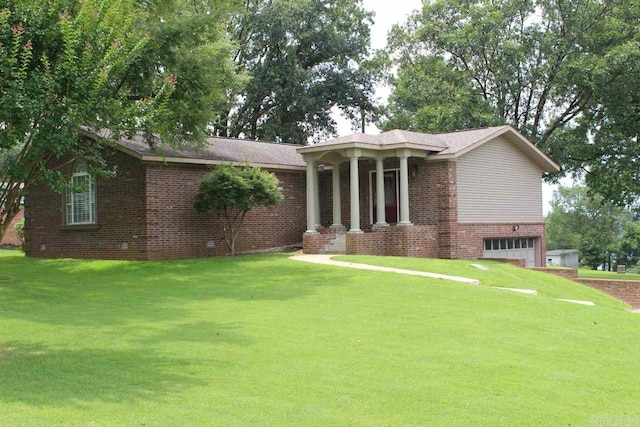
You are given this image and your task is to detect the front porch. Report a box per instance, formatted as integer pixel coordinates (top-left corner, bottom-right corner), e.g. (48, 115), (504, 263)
(297, 132), (446, 256)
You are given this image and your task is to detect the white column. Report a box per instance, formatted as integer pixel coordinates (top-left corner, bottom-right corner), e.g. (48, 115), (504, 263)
(349, 155), (362, 233)
(375, 156), (387, 226)
(305, 161), (318, 233)
(399, 155), (412, 226)
(314, 166), (321, 228)
(331, 166), (342, 227)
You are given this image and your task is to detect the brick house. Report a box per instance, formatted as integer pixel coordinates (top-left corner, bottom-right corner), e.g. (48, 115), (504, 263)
(24, 125), (558, 266)
(0, 207), (24, 248)
(300, 125), (559, 267)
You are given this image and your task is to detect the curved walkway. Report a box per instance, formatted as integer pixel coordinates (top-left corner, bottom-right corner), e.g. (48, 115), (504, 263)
(290, 254), (597, 307)
(290, 254), (480, 285)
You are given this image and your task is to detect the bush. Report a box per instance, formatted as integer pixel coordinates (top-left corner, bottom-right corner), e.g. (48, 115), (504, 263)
(14, 219), (24, 242)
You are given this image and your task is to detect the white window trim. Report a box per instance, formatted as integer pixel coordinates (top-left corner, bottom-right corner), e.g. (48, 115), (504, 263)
(368, 168), (400, 225)
(67, 169), (96, 225)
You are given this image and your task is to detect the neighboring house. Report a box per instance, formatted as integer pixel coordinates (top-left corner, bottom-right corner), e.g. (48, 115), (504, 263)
(0, 207), (24, 248)
(299, 125), (559, 267)
(24, 125), (559, 266)
(546, 249), (579, 268)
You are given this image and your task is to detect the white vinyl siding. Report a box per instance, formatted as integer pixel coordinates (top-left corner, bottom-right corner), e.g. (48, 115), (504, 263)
(456, 136), (544, 223)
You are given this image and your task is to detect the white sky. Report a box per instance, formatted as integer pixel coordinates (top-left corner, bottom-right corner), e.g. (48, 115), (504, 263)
(332, 0), (558, 214)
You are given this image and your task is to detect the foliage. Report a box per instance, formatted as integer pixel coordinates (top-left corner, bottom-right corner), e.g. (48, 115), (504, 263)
(546, 184), (630, 269)
(130, 0), (242, 145)
(194, 164), (283, 255)
(1, 251), (639, 425)
(219, 0), (377, 143)
(380, 55), (500, 132)
(619, 221), (640, 267)
(383, 0), (640, 189)
(13, 219), (24, 242)
(0, 0), (176, 243)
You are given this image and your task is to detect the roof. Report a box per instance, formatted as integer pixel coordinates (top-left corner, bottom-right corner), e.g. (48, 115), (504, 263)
(106, 132), (306, 171)
(546, 249), (579, 256)
(87, 125), (559, 173)
(299, 125), (560, 172)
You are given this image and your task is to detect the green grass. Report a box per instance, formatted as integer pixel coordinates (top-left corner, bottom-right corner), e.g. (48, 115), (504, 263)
(337, 255), (627, 308)
(579, 268), (640, 281)
(1, 249), (640, 425)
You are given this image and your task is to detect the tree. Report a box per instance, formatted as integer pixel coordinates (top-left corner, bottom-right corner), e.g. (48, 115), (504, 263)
(383, 0), (640, 185)
(218, 0), (377, 144)
(546, 184), (629, 269)
(380, 56), (500, 132)
(194, 164), (283, 256)
(0, 0), (175, 243)
(129, 0), (242, 145)
(619, 222), (640, 267)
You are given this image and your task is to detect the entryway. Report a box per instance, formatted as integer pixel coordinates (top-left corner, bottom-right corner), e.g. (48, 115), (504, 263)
(370, 170), (399, 224)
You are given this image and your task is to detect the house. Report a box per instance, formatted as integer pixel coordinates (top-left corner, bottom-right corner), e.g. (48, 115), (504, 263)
(0, 207), (24, 248)
(546, 249), (579, 268)
(24, 134), (308, 260)
(23, 125), (559, 266)
(299, 125), (559, 267)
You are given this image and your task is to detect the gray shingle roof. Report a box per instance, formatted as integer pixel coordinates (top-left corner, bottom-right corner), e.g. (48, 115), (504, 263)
(314, 126), (509, 154)
(115, 133), (306, 168)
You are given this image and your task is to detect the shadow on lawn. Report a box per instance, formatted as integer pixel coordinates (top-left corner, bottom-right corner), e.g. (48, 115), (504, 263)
(0, 254), (348, 326)
(0, 341), (212, 406)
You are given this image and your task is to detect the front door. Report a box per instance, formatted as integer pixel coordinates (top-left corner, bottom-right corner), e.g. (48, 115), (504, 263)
(372, 170), (399, 224)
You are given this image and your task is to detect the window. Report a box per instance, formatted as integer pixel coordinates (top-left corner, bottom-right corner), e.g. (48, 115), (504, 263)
(66, 160), (96, 224)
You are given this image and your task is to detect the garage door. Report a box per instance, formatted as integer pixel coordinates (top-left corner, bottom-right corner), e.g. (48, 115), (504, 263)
(483, 238), (537, 267)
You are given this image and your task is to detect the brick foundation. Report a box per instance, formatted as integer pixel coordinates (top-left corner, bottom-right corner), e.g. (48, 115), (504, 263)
(575, 279), (640, 308)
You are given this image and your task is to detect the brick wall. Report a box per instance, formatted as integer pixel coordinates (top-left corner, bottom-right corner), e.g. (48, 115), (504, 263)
(24, 148), (307, 260)
(529, 267), (578, 279)
(144, 163), (306, 259)
(25, 148), (149, 260)
(343, 225), (439, 257)
(1, 208), (24, 248)
(576, 279), (640, 308)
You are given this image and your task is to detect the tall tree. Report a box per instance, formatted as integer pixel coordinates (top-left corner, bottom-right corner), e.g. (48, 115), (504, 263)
(546, 184), (629, 269)
(219, 0), (377, 144)
(0, 0), (241, 243)
(383, 0), (640, 185)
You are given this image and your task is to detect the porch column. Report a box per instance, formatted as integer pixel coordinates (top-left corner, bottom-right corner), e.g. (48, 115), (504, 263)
(331, 166), (342, 227)
(305, 161), (318, 233)
(314, 166), (321, 228)
(398, 154), (412, 226)
(375, 155), (387, 226)
(349, 155), (362, 233)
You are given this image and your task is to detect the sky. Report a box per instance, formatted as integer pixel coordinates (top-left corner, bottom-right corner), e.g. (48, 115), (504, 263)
(332, 0), (561, 214)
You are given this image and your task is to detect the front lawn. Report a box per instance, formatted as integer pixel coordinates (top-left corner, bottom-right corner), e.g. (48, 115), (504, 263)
(579, 268), (640, 281)
(1, 250), (639, 425)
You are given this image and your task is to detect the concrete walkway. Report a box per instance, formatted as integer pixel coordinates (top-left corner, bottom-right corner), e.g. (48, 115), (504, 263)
(290, 254), (598, 306)
(290, 254), (480, 285)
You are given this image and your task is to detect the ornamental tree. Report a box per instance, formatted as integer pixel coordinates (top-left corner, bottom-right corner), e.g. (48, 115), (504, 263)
(0, 0), (174, 244)
(194, 165), (283, 256)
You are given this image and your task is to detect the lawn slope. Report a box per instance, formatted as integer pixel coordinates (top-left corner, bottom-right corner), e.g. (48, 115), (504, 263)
(1, 250), (639, 426)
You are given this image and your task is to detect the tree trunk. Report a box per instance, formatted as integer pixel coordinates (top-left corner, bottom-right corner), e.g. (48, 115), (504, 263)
(0, 201), (21, 245)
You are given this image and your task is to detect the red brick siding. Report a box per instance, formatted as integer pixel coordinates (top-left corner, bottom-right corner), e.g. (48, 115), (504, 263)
(144, 163), (306, 260)
(576, 279), (640, 308)
(24, 149), (307, 260)
(1, 208), (24, 247)
(24, 149), (148, 260)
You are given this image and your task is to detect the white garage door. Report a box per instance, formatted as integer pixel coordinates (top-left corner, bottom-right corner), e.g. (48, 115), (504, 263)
(483, 238), (537, 267)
